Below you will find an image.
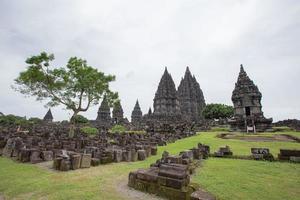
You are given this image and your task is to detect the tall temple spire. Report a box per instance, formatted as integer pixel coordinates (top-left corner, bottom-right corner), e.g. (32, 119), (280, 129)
(131, 99), (143, 124)
(178, 67), (205, 122)
(153, 68), (181, 119)
(112, 100), (124, 124)
(96, 95), (111, 124)
(43, 109), (53, 122)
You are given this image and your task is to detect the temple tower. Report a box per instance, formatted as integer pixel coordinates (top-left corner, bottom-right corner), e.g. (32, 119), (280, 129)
(131, 100), (143, 125)
(96, 96), (111, 125)
(112, 100), (124, 124)
(43, 109), (53, 122)
(153, 68), (181, 122)
(177, 67), (206, 122)
(229, 65), (272, 132)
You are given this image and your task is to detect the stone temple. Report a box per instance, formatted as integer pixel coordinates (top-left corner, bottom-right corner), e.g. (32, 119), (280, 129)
(96, 95), (111, 128)
(131, 100), (143, 127)
(149, 67), (205, 124)
(43, 109), (53, 122)
(229, 65), (272, 132)
(152, 68), (181, 123)
(177, 67), (206, 122)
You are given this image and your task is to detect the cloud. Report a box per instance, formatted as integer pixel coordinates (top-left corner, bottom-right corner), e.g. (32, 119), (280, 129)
(0, 0), (299, 121)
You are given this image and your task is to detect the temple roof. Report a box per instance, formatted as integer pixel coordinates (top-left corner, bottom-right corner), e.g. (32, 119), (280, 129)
(232, 64), (261, 98)
(131, 99), (142, 117)
(43, 109), (53, 121)
(154, 67), (177, 100)
(98, 95), (110, 113)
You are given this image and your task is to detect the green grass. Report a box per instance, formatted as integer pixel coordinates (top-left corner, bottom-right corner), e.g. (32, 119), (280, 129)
(0, 131), (299, 200)
(193, 158), (300, 200)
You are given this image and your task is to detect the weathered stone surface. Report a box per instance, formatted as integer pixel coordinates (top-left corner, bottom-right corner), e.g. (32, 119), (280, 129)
(151, 146), (157, 155)
(114, 150), (123, 163)
(138, 150), (147, 161)
(70, 154), (81, 170)
(131, 150), (138, 162)
(18, 149), (31, 162)
(60, 159), (71, 171)
(80, 154), (92, 168)
(42, 151), (53, 161)
(30, 150), (43, 163)
(190, 189), (216, 200)
(91, 158), (100, 166)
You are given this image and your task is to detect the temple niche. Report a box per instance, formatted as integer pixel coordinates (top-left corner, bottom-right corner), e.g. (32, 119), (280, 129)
(152, 67), (181, 123)
(229, 65), (272, 132)
(177, 67), (206, 122)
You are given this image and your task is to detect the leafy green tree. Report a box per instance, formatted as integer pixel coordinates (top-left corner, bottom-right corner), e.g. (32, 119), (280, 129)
(202, 103), (234, 119)
(14, 52), (118, 136)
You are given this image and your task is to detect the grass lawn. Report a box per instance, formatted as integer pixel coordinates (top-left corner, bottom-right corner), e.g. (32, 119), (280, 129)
(0, 131), (299, 200)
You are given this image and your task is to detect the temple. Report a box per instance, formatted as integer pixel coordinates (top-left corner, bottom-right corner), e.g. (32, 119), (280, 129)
(229, 65), (272, 132)
(177, 67), (206, 122)
(152, 67), (181, 123)
(131, 100), (143, 127)
(112, 100), (127, 125)
(96, 95), (111, 128)
(43, 109), (53, 122)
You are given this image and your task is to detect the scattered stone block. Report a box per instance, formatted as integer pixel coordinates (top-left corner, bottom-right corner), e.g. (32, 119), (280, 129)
(60, 159), (71, 171)
(91, 158), (100, 166)
(138, 150), (147, 161)
(42, 151), (53, 161)
(80, 154), (92, 168)
(30, 150), (43, 163)
(70, 154), (81, 170)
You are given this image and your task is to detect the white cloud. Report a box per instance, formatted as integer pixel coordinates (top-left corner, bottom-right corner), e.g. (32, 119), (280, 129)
(0, 0), (299, 121)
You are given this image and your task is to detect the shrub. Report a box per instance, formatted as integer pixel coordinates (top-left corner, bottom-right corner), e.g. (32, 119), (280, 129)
(110, 125), (126, 133)
(81, 126), (98, 136)
(73, 115), (89, 124)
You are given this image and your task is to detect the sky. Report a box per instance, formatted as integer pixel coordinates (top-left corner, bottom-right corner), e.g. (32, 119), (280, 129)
(0, 0), (299, 122)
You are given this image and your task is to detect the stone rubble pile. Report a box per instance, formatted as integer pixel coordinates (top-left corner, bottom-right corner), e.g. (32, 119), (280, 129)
(128, 143), (215, 200)
(0, 123), (196, 170)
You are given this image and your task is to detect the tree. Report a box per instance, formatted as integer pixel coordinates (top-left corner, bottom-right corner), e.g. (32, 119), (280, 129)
(202, 103), (234, 119)
(14, 52), (118, 136)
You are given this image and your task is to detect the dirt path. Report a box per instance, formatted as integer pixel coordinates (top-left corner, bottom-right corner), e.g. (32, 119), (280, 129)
(115, 178), (166, 200)
(0, 194), (5, 200)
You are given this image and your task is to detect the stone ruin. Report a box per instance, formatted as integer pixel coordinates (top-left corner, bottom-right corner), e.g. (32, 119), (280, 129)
(128, 143), (215, 200)
(229, 65), (273, 132)
(278, 149), (300, 162)
(273, 119), (300, 131)
(0, 122), (196, 171)
(251, 148), (274, 161)
(214, 146), (233, 157)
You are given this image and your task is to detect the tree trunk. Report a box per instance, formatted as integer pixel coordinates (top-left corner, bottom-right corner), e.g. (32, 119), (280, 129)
(69, 111), (79, 138)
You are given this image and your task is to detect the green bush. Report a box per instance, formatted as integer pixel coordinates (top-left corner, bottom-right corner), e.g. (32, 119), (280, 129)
(0, 115), (29, 126)
(73, 115), (89, 124)
(80, 126), (98, 136)
(110, 125), (126, 133)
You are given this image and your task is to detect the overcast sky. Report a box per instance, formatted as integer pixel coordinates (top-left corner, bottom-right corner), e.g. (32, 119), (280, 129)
(0, 0), (299, 122)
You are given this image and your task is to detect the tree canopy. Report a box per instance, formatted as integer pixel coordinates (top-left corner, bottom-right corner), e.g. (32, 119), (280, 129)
(14, 52), (118, 122)
(202, 103), (234, 119)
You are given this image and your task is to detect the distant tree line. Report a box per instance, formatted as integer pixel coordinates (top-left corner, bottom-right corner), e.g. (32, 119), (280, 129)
(202, 103), (234, 119)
